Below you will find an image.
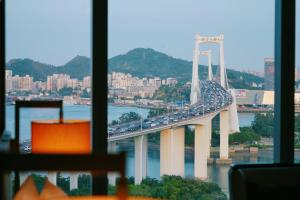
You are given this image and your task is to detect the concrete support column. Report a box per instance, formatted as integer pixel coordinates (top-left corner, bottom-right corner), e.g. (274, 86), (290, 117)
(220, 110), (229, 160)
(207, 120), (212, 159)
(160, 127), (185, 177)
(108, 141), (117, 153)
(70, 173), (79, 190)
(194, 124), (210, 179)
(108, 141), (118, 186)
(134, 135), (148, 184)
(19, 172), (29, 186)
(47, 172), (57, 185)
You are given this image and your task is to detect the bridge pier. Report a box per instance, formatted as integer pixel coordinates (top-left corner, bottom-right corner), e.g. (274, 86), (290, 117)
(108, 141), (118, 186)
(47, 171), (57, 185)
(135, 135), (148, 184)
(20, 172), (29, 186)
(217, 110), (231, 164)
(70, 172), (79, 190)
(207, 120), (212, 159)
(194, 123), (210, 179)
(108, 141), (117, 153)
(160, 127), (185, 177)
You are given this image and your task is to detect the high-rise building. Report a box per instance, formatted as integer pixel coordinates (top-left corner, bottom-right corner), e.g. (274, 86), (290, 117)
(264, 58), (274, 90)
(5, 70), (13, 92)
(19, 75), (33, 91)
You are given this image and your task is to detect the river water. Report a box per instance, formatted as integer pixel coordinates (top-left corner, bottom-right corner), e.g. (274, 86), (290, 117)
(4, 105), (283, 194)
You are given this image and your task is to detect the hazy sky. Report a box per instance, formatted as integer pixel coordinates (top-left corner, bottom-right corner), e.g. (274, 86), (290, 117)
(6, 0), (300, 71)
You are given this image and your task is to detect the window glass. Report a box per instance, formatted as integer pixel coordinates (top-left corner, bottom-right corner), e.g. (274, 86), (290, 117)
(108, 0), (274, 197)
(5, 0), (92, 195)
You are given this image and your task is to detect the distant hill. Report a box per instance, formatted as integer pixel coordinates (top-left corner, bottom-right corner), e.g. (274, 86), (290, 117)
(7, 56), (91, 81)
(6, 48), (263, 89)
(108, 48), (263, 89)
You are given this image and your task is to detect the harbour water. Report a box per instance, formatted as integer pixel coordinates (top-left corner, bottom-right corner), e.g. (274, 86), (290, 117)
(4, 105), (279, 194)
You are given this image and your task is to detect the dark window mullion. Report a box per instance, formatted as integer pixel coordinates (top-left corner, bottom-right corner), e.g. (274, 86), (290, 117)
(274, 0), (296, 164)
(0, 0), (5, 136)
(92, 0), (108, 195)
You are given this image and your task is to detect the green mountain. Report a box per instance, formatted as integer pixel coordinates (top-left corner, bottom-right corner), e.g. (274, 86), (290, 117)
(109, 48), (192, 80)
(6, 48), (263, 89)
(109, 48), (263, 89)
(7, 56), (91, 81)
(7, 58), (55, 81)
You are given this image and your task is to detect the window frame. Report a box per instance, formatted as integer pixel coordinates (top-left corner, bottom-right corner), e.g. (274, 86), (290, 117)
(0, 0), (296, 194)
(0, 0), (109, 195)
(274, 0), (296, 163)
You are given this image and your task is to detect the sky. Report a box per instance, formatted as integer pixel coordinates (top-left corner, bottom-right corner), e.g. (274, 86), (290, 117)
(5, 0), (300, 72)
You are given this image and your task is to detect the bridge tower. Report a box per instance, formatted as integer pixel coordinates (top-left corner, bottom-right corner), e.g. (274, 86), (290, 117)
(198, 50), (213, 81)
(190, 42), (201, 105)
(190, 34), (228, 105)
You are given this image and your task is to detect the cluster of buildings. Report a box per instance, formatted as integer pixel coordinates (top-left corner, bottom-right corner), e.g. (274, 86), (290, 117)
(5, 70), (91, 94)
(264, 58), (300, 91)
(5, 70), (179, 101)
(108, 72), (178, 98)
(5, 70), (33, 92)
(46, 74), (91, 92)
(264, 58), (275, 90)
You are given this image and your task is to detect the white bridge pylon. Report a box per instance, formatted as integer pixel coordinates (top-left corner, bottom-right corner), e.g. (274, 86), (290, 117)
(198, 50), (213, 81)
(190, 33), (239, 133)
(191, 34), (227, 105)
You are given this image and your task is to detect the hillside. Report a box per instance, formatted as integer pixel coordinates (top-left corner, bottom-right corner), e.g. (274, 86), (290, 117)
(109, 48), (263, 89)
(7, 56), (91, 81)
(6, 48), (263, 89)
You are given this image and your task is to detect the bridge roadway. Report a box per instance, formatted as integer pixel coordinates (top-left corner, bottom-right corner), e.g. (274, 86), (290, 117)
(108, 81), (233, 142)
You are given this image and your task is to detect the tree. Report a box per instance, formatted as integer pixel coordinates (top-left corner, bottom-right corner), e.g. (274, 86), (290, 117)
(58, 87), (74, 96)
(118, 112), (141, 123)
(57, 172), (70, 194)
(185, 126), (194, 146)
(148, 108), (167, 118)
(109, 176), (227, 200)
(229, 127), (261, 145)
(81, 89), (91, 98)
(152, 84), (190, 103)
(31, 174), (46, 192)
(251, 113), (274, 137)
(110, 112), (141, 125)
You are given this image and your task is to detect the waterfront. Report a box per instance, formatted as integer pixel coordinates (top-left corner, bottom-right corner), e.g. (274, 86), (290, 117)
(5, 104), (270, 194)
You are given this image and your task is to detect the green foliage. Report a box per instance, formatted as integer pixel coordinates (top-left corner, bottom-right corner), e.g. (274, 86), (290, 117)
(109, 48), (263, 89)
(111, 112), (141, 125)
(57, 172), (70, 194)
(148, 108), (168, 118)
(58, 87), (74, 96)
(81, 89), (91, 98)
(147, 133), (160, 144)
(152, 84), (190, 103)
(31, 174), (46, 192)
(251, 113), (274, 137)
(185, 126), (194, 146)
(70, 174), (91, 196)
(226, 69), (263, 89)
(7, 56), (91, 81)
(211, 115), (220, 147)
(295, 115), (300, 133)
(119, 112), (141, 123)
(7, 48), (264, 89)
(229, 127), (261, 145)
(110, 176), (227, 200)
